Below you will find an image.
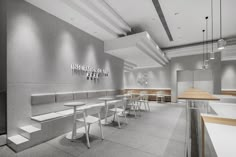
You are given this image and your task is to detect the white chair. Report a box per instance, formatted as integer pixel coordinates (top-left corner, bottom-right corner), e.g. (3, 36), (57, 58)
(138, 92), (150, 111)
(126, 96), (141, 118)
(109, 100), (128, 128)
(156, 91), (165, 103)
(76, 104), (104, 148)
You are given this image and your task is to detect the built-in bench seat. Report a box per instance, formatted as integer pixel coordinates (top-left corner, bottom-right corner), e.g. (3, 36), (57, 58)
(9, 89), (123, 152)
(56, 109), (74, 116)
(31, 112), (62, 122)
(31, 90), (122, 123)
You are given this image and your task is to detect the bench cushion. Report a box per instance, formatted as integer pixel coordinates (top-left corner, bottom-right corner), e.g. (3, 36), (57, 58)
(56, 92), (74, 102)
(88, 91), (106, 99)
(31, 93), (55, 105)
(31, 113), (62, 122)
(73, 92), (87, 100)
(106, 90), (120, 96)
(56, 109), (74, 116)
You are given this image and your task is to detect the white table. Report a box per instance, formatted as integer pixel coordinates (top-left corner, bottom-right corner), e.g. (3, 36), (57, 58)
(64, 101), (85, 140)
(205, 122), (236, 157)
(98, 97), (115, 124)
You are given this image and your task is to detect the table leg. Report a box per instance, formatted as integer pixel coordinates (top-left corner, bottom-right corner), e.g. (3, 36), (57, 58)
(105, 101), (108, 124)
(72, 106), (77, 140)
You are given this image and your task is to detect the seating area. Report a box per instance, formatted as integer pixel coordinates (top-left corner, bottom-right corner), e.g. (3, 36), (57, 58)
(8, 90), (124, 152)
(8, 89), (170, 152)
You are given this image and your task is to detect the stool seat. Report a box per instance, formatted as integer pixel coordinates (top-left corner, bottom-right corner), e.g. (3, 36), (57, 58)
(77, 115), (99, 124)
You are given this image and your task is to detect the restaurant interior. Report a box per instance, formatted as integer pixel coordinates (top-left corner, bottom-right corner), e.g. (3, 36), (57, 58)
(0, 0), (236, 157)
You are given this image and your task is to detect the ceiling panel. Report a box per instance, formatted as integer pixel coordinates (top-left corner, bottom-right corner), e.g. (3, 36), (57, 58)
(106, 0), (236, 48)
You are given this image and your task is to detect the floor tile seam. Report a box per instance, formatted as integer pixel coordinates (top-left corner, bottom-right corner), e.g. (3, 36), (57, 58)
(104, 139), (158, 157)
(109, 128), (172, 142)
(45, 142), (79, 157)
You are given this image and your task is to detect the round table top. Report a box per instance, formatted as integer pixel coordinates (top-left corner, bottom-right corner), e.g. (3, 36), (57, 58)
(64, 101), (86, 107)
(98, 97), (115, 101)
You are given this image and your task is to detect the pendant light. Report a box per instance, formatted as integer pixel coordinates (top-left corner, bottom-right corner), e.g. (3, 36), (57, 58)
(202, 29), (206, 69)
(217, 0), (226, 50)
(210, 0), (215, 60)
(205, 16), (209, 68)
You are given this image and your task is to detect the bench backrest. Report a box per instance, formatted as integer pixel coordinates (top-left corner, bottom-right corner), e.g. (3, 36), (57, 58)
(31, 90), (121, 116)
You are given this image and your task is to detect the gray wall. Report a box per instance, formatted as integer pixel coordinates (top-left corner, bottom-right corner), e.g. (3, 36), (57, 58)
(170, 52), (221, 102)
(124, 65), (170, 89)
(0, 0), (7, 135)
(221, 60), (236, 90)
(7, 0), (124, 136)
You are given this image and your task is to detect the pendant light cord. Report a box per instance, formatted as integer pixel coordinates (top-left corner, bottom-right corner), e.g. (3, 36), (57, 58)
(220, 0), (222, 38)
(203, 30), (205, 65)
(205, 16), (208, 60)
(211, 0), (214, 52)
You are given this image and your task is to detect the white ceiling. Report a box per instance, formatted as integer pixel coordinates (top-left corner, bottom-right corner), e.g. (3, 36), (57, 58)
(25, 0), (131, 40)
(106, 0), (236, 48)
(25, 0), (236, 60)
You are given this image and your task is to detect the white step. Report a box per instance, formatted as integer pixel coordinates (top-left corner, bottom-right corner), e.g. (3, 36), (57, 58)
(20, 125), (40, 133)
(8, 135), (29, 145)
(19, 125), (41, 139)
(8, 135), (30, 152)
(31, 112), (62, 122)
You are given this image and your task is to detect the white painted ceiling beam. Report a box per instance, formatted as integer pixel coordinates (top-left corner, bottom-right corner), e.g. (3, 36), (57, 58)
(61, 0), (131, 38)
(98, 0), (131, 32)
(75, 0), (129, 35)
(143, 34), (169, 63)
(165, 42), (236, 61)
(61, 0), (118, 38)
(136, 42), (165, 66)
(124, 63), (134, 69)
(141, 38), (167, 64)
(124, 61), (136, 68)
(105, 31), (167, 68)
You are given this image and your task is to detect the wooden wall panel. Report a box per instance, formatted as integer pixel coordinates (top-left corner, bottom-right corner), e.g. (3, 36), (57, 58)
(221, 90), (236, 96)
(124, 89), (171, 101)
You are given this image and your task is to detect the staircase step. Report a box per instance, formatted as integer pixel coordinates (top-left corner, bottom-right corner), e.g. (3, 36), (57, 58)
(20, 125), (40, 133)
(19, 125), (41, 139)
(8, 135), (29, 145)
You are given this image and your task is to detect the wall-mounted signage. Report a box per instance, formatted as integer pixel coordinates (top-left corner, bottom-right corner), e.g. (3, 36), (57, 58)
(71, 64), (109, 80)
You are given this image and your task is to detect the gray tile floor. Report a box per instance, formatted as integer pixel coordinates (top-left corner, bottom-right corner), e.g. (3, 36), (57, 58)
(0, 102), (186, 157)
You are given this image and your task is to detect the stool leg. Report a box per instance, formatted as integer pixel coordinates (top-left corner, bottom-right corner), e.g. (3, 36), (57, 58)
(83, 112), (90, 148)
(117, 114), (121, 129)
(98, 113), (104, 140)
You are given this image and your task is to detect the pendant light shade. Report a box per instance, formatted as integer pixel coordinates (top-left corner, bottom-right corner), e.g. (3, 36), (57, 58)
(217, 0), (226, 50)
(217, 38), (226, 50)
(210, 52), (215, 60)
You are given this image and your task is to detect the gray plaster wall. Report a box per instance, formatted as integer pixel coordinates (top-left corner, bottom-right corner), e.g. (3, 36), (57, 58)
(170, 53), (221, 102)
(0, 0), (7, 135)
(7, 0), (124, 136)
(124, 64), (170, 89)
(221, 60), (236, 90)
